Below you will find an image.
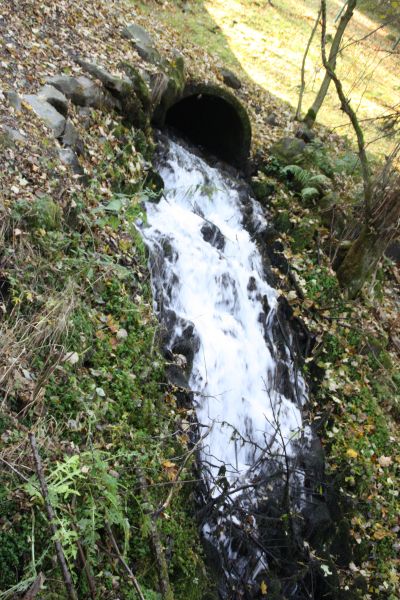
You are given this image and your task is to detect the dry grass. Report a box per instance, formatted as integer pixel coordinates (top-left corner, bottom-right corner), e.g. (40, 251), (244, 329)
(0, 281), (76, 414)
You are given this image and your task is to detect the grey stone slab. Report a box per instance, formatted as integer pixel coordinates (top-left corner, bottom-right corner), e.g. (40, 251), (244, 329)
(47, 74), (118, 110)
(38, 84), (68, 116)
(22, 94), (66, 137)
(5, 90), (22, 111)
(122, 23), (161, 64)
(58, 147), (84, 175)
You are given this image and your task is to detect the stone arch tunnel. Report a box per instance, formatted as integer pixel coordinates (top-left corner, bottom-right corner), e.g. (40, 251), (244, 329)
(154, 83), (251, 169)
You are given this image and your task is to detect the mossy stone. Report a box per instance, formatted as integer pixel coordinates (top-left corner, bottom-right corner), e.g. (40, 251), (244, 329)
(251, 175), (276, 201)
(270, 136), (306, 166)
(291, 222), (316, 251)
(274, 210), (292, 233)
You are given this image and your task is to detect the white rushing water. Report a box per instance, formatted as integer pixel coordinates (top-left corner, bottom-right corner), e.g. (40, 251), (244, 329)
(141, 139), (308, 493)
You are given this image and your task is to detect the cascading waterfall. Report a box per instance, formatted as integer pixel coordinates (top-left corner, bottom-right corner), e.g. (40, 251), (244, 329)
(140, 137), (315, 598)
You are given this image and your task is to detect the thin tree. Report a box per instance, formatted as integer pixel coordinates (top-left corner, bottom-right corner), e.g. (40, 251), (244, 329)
(296, 7), (322, 120)
(304, 0), (357, 129)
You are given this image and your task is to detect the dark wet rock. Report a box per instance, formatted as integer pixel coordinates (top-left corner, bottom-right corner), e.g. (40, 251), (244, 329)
(165, 363), (189, 389)
(58, 147), (84, 175)
(299, 437), (325, 475)
(159, 310), (200, 378)
(38, 84), (68, 116)
(122, 23), (161, 64)
(172, 324), (200, 374)
(219, 67), (242, 90)
(5, 90), (22, 111)
(22, 94), (66, 137)
(270, 136), (306, 165)
(263, 225), (279, 245)
(161, 238), (177, 264)
(329, 519), (354, 566)
(247, 276), (257, 292)
(201, 221), (225, 250)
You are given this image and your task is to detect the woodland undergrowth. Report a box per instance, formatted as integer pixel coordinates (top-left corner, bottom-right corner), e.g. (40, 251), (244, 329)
(0, 113), (211, 600)
(255, 142), (400, 599)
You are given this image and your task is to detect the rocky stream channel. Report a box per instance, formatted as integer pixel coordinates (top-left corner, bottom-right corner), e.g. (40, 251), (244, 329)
(140, 135), (331, 600)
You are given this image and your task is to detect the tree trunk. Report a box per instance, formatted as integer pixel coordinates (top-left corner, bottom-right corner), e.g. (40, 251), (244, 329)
(337, 173), (400, 297)
(304, 0), (357, 128)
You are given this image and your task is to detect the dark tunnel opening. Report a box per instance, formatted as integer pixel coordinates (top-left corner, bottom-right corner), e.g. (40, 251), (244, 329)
(164, 93), (250, 168)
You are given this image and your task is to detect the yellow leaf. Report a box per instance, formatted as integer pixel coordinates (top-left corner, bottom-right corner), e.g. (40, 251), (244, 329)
(346, 448), (358, 459)
(373, 528), (389, 541)
(162, 460), (176, 469)
(260, 580), (268, 595)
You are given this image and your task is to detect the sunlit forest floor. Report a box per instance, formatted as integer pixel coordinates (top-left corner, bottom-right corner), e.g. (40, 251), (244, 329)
(139, 0), (400, 158)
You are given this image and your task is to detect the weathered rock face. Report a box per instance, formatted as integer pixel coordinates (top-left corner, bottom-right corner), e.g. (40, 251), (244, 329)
(73, 58), (151, 129)
(122, 23), (161, 64)
(37, 84), (68, 116)
(46, 74), (117, 110)
(266, 112), (279, 127)
(295, 125), (316, 144)
(22, 94), (66, 137)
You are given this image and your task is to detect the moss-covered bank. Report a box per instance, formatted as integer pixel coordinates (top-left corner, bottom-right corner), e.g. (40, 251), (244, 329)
(0, 114), (213, 599)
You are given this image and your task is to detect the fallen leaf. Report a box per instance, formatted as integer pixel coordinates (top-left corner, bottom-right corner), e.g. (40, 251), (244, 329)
(64, 351), (79, 365)
(260, 580), (268, 595)
(378, 456), (392, 468)
(346, 448), (358, 459)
